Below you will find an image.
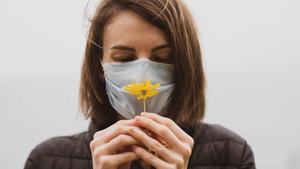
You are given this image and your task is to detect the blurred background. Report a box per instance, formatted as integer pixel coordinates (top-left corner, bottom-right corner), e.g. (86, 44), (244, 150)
(0, 0), (299, 168)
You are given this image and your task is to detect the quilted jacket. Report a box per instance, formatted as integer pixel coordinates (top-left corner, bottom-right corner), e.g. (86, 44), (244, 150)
(24, 121), (256, 169)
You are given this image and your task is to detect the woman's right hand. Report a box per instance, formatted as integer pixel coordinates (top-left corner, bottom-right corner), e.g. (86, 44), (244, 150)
(89, 119), (144, 169)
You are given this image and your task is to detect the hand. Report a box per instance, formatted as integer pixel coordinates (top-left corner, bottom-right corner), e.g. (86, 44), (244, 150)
(128, 112), (194, 169)
(90, 119), (147, 169)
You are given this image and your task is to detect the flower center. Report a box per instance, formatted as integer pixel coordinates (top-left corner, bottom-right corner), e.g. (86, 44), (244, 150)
(140, 90), (147, 96)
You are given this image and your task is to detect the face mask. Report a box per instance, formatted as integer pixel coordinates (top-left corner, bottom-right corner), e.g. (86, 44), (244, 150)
(101, 58), (175, 119)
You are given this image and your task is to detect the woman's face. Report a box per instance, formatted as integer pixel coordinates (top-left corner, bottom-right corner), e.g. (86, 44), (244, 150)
(102, 10), (173, 64)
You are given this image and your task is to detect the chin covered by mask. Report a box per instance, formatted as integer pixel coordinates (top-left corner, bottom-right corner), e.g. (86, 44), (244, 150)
(101, 58), (175, 119)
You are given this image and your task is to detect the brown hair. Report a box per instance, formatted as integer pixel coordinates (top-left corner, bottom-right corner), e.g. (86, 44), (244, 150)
(79, 0), (206, 130)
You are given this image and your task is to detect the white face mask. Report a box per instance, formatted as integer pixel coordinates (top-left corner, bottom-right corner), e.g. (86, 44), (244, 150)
(101, 58), (175, 119)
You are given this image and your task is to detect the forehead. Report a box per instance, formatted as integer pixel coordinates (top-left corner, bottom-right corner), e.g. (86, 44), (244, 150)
(103, 10), (169, 48)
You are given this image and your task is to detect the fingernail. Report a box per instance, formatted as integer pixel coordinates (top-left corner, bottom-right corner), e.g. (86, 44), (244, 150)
(135, 116), (141, 121)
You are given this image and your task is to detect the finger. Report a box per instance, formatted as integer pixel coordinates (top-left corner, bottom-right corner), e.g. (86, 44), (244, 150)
(93, 119), (136, 139)
(151, 132), (169, 148)
(140, 112), (194, 146)
(98, 152), (138, 167)
(131, 145), (174, 169)
(90, 125), (142, 150)
(132, 115), (184, 149)
(128, 127), (182, 164)
(93, 134), (142, 155)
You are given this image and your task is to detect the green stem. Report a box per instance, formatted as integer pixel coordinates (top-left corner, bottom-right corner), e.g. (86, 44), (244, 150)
(143, 98), (146, 112)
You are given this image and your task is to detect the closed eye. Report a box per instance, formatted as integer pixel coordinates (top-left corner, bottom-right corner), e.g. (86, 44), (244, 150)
(151, 57), (172, 64)
(111, 55), (136, 62)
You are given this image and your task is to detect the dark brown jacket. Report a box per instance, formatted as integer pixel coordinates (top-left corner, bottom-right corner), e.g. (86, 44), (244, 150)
(24, 122), (256, 169)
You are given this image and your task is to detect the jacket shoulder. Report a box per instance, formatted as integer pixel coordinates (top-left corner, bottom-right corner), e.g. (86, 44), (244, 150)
(189, 122), (256, 169)
(198, 123), (247, 144)
(24, 131), (92, 169)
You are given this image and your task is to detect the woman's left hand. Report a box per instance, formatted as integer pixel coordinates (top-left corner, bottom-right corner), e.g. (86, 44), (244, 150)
(128, 112), (194, 169)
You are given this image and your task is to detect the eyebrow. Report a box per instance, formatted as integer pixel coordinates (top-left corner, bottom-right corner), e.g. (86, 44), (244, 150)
(110, 44), (171, 52)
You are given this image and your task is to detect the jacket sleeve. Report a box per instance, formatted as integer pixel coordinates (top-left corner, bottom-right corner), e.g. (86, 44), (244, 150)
(24, 147), (39, 169)
(239, 142), (256, 169)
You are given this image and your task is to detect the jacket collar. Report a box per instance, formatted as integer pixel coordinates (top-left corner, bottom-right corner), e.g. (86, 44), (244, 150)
(87, 121), (103, 141)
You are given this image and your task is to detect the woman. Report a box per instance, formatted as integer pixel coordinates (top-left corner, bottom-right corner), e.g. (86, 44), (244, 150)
(24, 0), (256, 169)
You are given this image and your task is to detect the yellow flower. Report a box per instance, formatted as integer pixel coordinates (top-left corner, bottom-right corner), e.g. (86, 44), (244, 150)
(123, 80), (160, 112)
(123, 80), (160, 100)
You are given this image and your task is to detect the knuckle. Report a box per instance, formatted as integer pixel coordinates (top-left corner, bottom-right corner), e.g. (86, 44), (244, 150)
(182, 145), (192, 157)
(94, 150), (102, 159)
(93, 146), (105, 159)
(190, 137), (195, 147)
(93, 130), (103, 139)
(125, 126), (135, 134)
(121, 125), (129, 131)
(89, 140), (95, 150)
(158, 126), (168, 135)
(175, 157), (184, 168)
(116, 134), (129, 144)
(149, 140), (162, 151)
(97, 156), (108, 165)
(164, 118), (174, 127)
(116, 125), (126, 135)
(176, 157), (185, 167)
